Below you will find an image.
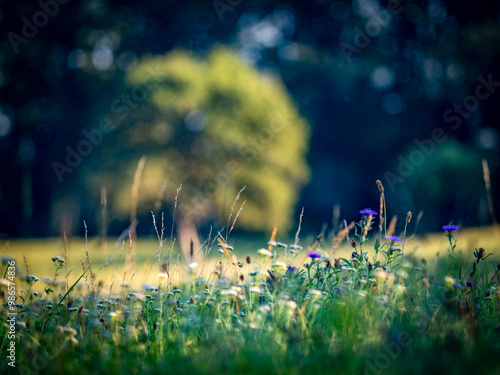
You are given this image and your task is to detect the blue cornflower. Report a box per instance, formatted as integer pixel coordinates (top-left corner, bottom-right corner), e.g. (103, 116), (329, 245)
(385, 235), (402, 242)
(466, 282), (473, 289)
(442, 225), (459, 232)
(351, 251), (358, 258)
(67, 302), (72, 310)
(307, 252), (321, 259)
(453, 283), (462, 289)
(360, 208), (378, 216)
(287, 266), (297, 273)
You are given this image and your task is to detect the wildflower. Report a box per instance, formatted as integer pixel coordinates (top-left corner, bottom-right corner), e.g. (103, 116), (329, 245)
(259, 304), (272, 313)
(351, 239), (356, 248)
(397, 270), (409, 279)
(444, 275), (456, 287)
(385, 235), (402, 242)
(25, 275), (39, 283)
(257, 249), (272, 257)
(288, 244), (303, 252)
(142, 284), (157, 292)
(246, 256), (251, 264)
(351, 251), (358, 258)
(373, 269), (388, 280)
(360, 208), (378, 216)
(287, 265), (297, 273)
(316, 234), (324, 243)
(309, 289), (322, 297)
(239, 274), (244, 281)
(406, 211), (412, 223)
(466, 282), (473, 289)
(368, 263), (373, 271)
(221, 289), (238, 297)
(442, 225), (459, 232)
(453, 283), (462, 289)
(271, 262), (287, 271)
(306, 252), (321, 259)
(188, 262), (198, 270)
(158, 272), (169, 280)
(250, 287), (263, 294)
(51, 256), (65, 265)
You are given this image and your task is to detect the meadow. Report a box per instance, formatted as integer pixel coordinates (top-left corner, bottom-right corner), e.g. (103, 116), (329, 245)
(2, 196), (500, 375)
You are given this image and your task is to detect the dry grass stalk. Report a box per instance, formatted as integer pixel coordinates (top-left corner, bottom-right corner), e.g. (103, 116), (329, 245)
(483, 159), (499, 235)
(332, 221), (355, 249)
(128, 156), (147, 268)
(387, 215), (398, 238)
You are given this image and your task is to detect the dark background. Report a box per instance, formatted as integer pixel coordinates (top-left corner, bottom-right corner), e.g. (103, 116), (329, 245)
(0, 0), (499, 238)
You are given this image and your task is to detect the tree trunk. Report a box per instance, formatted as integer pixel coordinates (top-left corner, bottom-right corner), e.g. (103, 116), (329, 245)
(177, 217), (201, 262)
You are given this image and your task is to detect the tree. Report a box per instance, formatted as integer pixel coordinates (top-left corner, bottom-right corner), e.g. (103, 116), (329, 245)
(91, 46), (310, 252)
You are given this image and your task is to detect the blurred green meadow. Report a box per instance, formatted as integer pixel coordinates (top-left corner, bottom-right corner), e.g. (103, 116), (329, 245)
(3, 225), (499, 292)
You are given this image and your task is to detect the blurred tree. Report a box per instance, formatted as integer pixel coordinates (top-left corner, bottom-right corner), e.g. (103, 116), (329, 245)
(88, 46), (310, 251)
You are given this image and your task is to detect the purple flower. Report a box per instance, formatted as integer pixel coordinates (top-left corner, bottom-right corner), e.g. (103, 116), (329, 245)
(385, 235), (402, 242)
(334, 288), (343, 295)
(442, 225), (459, 232)
(67, 302), (72, 310)
(287, 266), (297, 273)
(307, 252), (321, 259)
(453, 283), (462, 289)
(351, 251), (358, 259)
(466, 282), (473, 289)
(360, 208), (378, 216)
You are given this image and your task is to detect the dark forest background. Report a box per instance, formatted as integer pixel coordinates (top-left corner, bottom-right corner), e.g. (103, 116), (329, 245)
(1, 0), (499, 239)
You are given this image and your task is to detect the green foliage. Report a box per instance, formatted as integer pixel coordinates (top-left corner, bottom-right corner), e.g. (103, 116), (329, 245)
(95, 46), (310, 232)
(2, 214), (500, 374)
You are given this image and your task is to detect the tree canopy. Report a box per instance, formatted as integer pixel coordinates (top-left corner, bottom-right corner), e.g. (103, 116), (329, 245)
(90, 46), (310, 233)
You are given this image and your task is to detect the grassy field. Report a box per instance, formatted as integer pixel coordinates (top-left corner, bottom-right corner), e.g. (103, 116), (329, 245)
(1, 222), (500, 374)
